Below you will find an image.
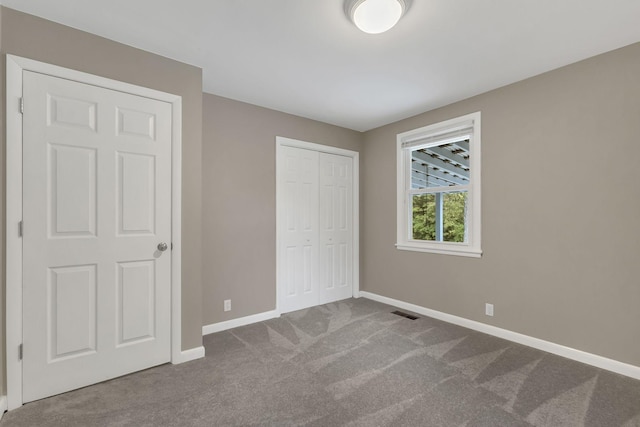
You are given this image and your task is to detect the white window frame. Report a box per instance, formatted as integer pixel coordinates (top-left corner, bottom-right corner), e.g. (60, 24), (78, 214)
(396, 112), (482, 258)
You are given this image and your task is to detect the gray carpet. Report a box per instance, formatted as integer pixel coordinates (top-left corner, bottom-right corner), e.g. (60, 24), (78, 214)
(2, 298), (640, 426)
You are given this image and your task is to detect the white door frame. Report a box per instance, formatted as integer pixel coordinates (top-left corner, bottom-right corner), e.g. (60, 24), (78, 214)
(275, 136), (360, 314)
(5, 55), (183, 410)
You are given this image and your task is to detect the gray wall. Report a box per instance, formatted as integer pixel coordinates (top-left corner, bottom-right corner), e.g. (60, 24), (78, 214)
(202, 93), (362, 325)
(361, 42), (640, 366)
(0, 5), (204, 378)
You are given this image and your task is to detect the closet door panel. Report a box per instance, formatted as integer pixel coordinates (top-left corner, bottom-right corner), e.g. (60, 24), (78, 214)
(319, 153), (353, 304)
(279, 146), (319, 313)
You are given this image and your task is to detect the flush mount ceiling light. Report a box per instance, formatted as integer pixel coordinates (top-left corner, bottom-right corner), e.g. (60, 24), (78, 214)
(345, 0), (411, 34)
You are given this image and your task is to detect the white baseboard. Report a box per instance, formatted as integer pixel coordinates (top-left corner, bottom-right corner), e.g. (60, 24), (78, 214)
(203, 310), (280, 335)
(360, 291), (640, 381)
(0, 396), (7, 420)
(172, 346), (205, 364)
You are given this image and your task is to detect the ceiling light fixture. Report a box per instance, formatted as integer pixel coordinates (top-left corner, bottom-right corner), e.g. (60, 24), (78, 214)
(345, 0), (411, 34)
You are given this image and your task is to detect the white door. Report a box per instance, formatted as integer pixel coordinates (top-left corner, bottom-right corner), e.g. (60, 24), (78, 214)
(278, 144), (354, 313)
(22, 71), (172, 402)
(279, 146), (319, 313)
(319, 153), (353, 304)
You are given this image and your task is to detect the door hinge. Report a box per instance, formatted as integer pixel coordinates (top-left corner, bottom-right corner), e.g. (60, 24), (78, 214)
(171, 242), (173, 250)
(18, 344), (23, 361)
(20, 97), (24, 114)
(19, 221), (23, 237)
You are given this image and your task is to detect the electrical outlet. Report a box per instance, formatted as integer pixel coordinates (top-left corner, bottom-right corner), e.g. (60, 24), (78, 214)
(224, 299), (231, 312)
(485, 303), (494, 317)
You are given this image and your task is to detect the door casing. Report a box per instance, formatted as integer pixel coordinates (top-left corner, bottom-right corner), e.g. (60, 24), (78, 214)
(275, 136), (360, 314)
(5, 55), (184, 410)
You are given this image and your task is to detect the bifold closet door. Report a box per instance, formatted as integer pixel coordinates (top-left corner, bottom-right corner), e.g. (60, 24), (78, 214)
(279, 146), (320, 313)
(318, 153), (353, 304)
(278, 146), (353, 313)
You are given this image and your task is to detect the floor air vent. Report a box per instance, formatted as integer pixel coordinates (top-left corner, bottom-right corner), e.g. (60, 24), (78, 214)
(391, 310), (419, 320)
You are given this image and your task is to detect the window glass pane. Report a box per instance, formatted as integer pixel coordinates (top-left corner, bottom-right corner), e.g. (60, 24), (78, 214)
(412, 194), (436, 240)
(410, 140), (470, 189)
(442, 191), (467, 243)
(412, 191), (468, 243)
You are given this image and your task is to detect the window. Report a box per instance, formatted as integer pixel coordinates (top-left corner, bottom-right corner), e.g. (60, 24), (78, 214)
(396, 112), (481, 257)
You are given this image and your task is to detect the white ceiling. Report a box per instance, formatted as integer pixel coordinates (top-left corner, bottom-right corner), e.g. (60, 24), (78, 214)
(4, 1), (640, 131)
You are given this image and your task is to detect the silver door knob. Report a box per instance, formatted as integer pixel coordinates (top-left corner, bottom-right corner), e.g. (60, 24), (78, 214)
(157, 242), (168, 252)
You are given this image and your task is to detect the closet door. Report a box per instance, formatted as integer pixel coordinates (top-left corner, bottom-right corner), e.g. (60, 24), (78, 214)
(319, 153), (353, 304)
(278, 146), (319, 313)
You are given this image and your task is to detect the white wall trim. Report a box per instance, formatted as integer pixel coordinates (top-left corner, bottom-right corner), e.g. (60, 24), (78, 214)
(171, 346), (205, 364)
(203, 310), (281, 335)
(0, 396), (7, 421)
(275, 136), (360, 313)
(359, 291), (640, 381)
(6, 55), (25, 412)
(276, 137), (359, 158)
(169, 74), (185, 367)
(5, 55), (184, 410)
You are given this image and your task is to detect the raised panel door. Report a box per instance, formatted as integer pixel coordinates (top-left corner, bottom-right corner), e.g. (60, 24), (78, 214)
(319, 153), (353, 304)
(22, 70), (172, 402)
(278, 146), (319, 313)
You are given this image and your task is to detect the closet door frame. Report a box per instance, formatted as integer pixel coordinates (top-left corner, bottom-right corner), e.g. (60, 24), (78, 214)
(275, 137), (359, 314)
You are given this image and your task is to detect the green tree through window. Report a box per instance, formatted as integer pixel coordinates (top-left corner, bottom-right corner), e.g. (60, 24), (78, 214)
(412, 192), (467, 242)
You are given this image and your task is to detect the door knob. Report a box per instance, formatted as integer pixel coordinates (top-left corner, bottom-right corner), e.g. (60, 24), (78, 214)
(157, 242), (168, 252)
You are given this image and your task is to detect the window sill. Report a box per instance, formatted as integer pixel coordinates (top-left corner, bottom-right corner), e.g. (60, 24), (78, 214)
(396, 243), (482, 258)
